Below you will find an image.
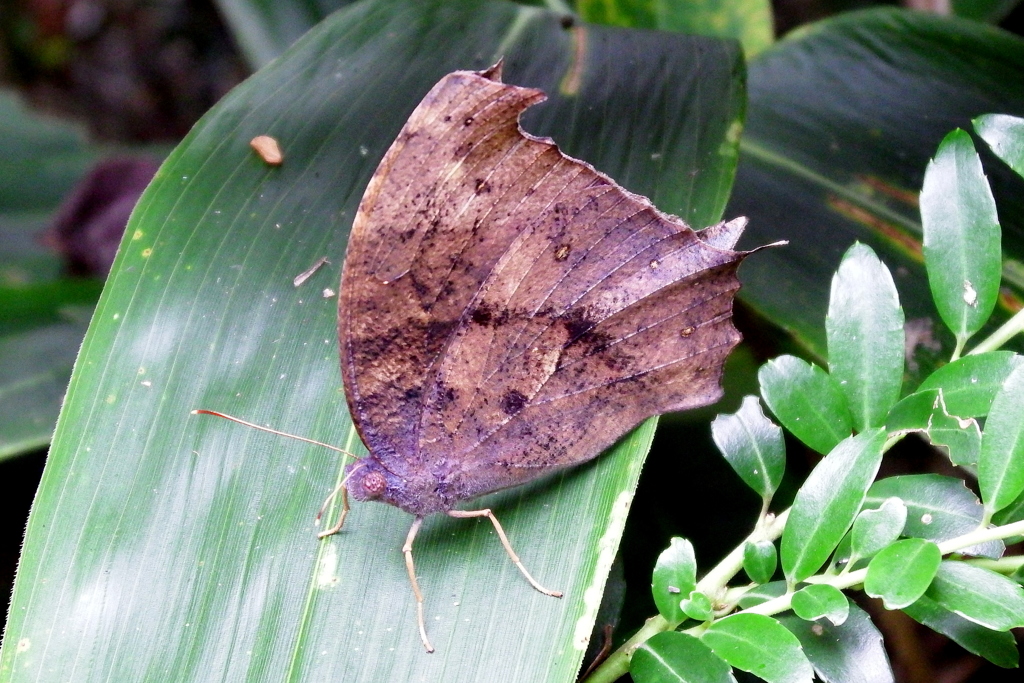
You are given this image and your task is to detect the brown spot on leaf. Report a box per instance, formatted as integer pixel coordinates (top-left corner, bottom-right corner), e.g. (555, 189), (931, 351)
(554, 244), (571, 261)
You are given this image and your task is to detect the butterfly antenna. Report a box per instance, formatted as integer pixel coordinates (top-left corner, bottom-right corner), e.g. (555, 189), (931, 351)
(191, 409), (358, 458)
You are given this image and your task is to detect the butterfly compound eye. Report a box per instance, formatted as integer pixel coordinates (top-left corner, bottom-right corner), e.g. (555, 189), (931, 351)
(361, 471), (387, 498)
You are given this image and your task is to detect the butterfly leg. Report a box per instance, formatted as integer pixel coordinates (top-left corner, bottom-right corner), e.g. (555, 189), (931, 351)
(447, 509), (563, 598)
(315, 483), (350, 538)
(403, 516), (435, 653)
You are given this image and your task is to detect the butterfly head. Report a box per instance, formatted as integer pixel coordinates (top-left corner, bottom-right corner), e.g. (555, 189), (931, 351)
(345, 459), (392, 501)
(344, 456), (451, 515)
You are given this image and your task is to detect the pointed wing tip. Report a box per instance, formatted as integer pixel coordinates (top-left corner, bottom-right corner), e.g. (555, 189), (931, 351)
(479, 59), (504, 82)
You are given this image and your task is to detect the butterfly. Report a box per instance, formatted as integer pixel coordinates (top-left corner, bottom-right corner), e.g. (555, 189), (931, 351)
(199, 62), (763, 653)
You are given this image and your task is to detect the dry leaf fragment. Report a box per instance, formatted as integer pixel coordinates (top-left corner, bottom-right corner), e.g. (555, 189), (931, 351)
(293, 257), (329, 287)
(250, 135), (284, 165)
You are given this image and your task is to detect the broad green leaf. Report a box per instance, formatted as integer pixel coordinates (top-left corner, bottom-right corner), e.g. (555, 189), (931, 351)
(653, 538), (697, 623)
(782, 429), (887, 583)
(975, 113), (1024, 178)
(213, 0), (355, 69)
(864, 538), (941, 610)
(0, 90), (96, 212)
(780, 603), (894, 683)
(903, 594), (1019, 668)
(885, 389), (981, 466)
(979, 363), (1024, 515)
(0, 2), (747, 681)
(681, 591), (714, 622)
(926, 561), (1024, 631)
(576, 0), (774, 56)
(952, 0), (1020, 23)
(743, 540), (778, 585)
(790, 584), (848, 626)
(866, 475), (1004, 558)
(0, 90), (103, 460)
(703, 613), (814, 683)
(632, 631), (737, 683)
(826, 243), (905, 431)
(758, 355), (852, 455)
(916, 351), (1023, 417)
(851, 497), (907, 561)
(711, 395), (785, 499)
(920, 129), (1001, 351)
(0, 315), (95, 460)
(729, 8), (1024, 381)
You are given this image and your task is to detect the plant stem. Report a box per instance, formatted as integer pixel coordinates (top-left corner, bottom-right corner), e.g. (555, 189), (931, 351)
(968, 306), (1024, 354)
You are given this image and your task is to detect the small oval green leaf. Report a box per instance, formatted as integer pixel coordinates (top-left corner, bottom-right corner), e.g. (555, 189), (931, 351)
(782, 430), (887, 583)
(974, 113), (1024, 178)
(917, 351), (1023, 417)
(632, 631), (737, 683)
(653, 537), (698, 623)
(851, 497), (907, 561)
(926, 561), (1024, 631)
(979, 363), (1024, 515)
(920, 129), (1001, 349)
(864, 538), (941, 610)
(826, 243), (905, 431)
(711, 395), (786, 499)
(682, 591), (714, 622)
(744, 540), (778, 585)
(791, 584), (849, 626)
(703, 613), (814, 683)
(758, 355), (852, 455)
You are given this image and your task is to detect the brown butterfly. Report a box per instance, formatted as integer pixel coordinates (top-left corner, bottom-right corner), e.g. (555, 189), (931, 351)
(199, 62), (765, 653)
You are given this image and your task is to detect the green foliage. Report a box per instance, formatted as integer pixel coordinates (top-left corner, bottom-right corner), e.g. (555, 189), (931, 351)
(781, 429), (886, 583)
(702, 613), (813, 683)
(632, 632), (737, 683)
(850, 497), (907, 562)
(757, 355), (852, 455)
(921, 129), (1002, 357)
(611, 111), (1024, 683)
(710, 396), (785, 502)
(825, 244), (905, 431)
(575, 0), (774, 56)
(743, 540), (777, 585)
(790, 584), (848, 626)
(652, 538), (698, 623)
(864, 539), (941, 609)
